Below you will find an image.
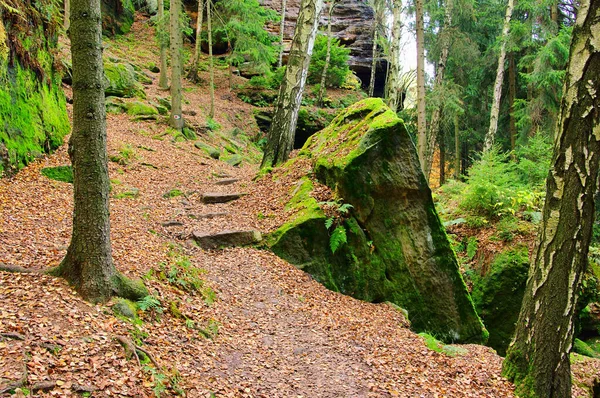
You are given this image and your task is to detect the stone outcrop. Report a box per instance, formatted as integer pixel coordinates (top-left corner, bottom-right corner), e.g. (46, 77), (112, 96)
(261, 0), (375, 84)
(0, 1), (70, 176)
(102, 0), (135, 36)
(267, 98), (487, 343)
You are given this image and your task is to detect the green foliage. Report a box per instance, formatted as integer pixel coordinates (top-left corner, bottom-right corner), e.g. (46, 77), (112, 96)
(137, 295), (162, 312)
(514, 132), (552, 188)
(329, 225), (347, 254)
(466, 237), (478, 260)
(418, 332), (468, 357)
(198, 319), (220, 339)
(163, 189), (184, 198)
(157, 247), (215, 304)
(110, 144), (138, 165)
(206, 118), (221, 131)
(308, 35), (351, 88)
(114, 187), (140, 199)
(41, 166), (73, 183)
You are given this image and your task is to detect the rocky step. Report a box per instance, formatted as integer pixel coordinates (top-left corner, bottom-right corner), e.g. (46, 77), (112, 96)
(201, 192), (246, 204)
(215, 178), (240, 186)
(189, 212), (229, 219)
(192, 230), (262, 249)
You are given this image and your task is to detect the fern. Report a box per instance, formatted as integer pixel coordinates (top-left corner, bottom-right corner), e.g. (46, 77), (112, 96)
(330, 226), (347, 254)
(324, 217), (334, 229)
(137, 295), (162, 312)
(337, 203), (354, 214)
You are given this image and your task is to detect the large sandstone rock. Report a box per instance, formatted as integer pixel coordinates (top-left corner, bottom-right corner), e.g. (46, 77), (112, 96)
(0, 1), (70, 176)
(268, 98), (487, 343)
(102, 0), (135, 36)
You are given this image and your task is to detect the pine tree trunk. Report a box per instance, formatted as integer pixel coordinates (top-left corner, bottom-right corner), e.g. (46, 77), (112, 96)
(64, 0), (70, 31)
(385, 0), (402, 111)
(53, 0), (147, 303)
(207, 0), (215, 119)
(439, 130), (445, 186)
(261, 0), (324, 168)
(278, 0), (287, 68)
(551, 0), (558, 23)
(368, 28), (377, 97)
(483, 0), (514, 152)
(317, 1), (335, 106)
(158, 0), (169, 89)
(187, 0), (204, 82)
(416, 0), (427, 170)
(508, 52), (517, 152)
(454, 113), (460, 180)
(422, 0), (453, 180)
(502, 1), (600, 396)
(169, 0), (184, 130)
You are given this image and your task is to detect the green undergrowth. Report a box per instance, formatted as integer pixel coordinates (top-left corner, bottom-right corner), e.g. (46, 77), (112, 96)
(41, 165), (73, 183)
(419, 333), (469, 357)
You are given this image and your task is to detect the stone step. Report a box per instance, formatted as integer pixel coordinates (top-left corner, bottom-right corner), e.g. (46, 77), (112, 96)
(189, 212), (229, 219)
(192, 230), (262, 249)
(201, 192), (246, 204)
(215, 178), (240, 186)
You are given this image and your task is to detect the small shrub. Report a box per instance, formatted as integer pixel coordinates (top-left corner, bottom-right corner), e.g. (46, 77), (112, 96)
(110, 144), (138, 166)
(206, 118), (221, 131)
(308, 35), (351, 88)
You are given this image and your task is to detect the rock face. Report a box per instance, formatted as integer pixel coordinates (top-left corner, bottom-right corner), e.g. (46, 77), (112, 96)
(0, 1), (70, 176)
(268, 98), (487, 343)
(261, 0), (375, 84)
(102, 0), (135, 36)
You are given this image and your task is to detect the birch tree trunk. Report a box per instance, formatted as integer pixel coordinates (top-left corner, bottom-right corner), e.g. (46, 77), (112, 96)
(416, 0), (427, 170)
(169, 0), (184, 130)
(158, 0), (169, 89)
(278, 0), (287, 68)
(261, 0), (324, 168)
(64, 0), (70, 31)
(422, 0), (453, 180)
(385, 0), (402, 111)
(207, 0), (215, 118)
(317, 0), (336, 106)
(368, 27), (377, 97)
(502, 1), (600, 396)
(483, 0), (514, 152)
(52, 0), (147, 303)
(187, 0), (204, 82)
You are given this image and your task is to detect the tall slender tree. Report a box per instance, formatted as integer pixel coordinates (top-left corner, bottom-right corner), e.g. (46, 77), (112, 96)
(170, 0), (184, 130)
(261, 0), (324, 168)
(385, 0), (402, 111)
(207, 0), (215, 118)
(187, 0), (204, 82)
(51, 0), (147, 303)
(316, 0), (338, 106)
(422, 0), (454, 180)
(64, 0), (70, 31)
(483, 0), (515, 152)
(415, 0), (427, 170)
(157, 0), (169, 89)
(503, 0), (600, 395)
(278, 0), (287, 68)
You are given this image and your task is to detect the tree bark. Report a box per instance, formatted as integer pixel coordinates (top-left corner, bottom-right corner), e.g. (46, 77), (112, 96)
(261, 0), (324, 168)
(368, 27), (377, 97)
(439, 130), (445, 186)
(415, 0), (427, 171)
(508, 52), (517, 153)
(169, 0), (184, 130)
(502, 1), (600, 396)
(422, 0), (454, 180)
(454, 113), (460, 180)
(207, 0), (215, 119)
(52, 0), (147, 303)
(158, 0), (169, 89)
(187, 0), (204, 82)
(385, 0), (402, 111)
(317, 0), (336, 106)
(483, 0), (514, 152)
(64, 0), (70, 31)
(278, 0), (287, 68)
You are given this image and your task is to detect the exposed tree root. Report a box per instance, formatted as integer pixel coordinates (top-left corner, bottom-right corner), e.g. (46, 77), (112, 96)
(0, 264), (36, 274)
(114, 335), (160, 368)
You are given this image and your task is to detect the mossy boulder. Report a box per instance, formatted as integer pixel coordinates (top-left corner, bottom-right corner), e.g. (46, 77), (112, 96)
(0, 1), (70, 176)
(104, 62), (146, 99)
(471, 246), (529, 355)
(268, 98), (486, 343)
(195, 141), (221, 159)
(125, 101), (158, 116)
(102, 0), (135, 36)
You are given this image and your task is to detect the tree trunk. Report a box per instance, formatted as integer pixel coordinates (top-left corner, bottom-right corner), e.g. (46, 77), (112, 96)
(187, 0), (204, 82)
(551, 0), (559, 23)
(502, 1), (600, 396)
(483, 0), (514, 152)
(52, 0), (147, 303)
(158, 0), (169, 89)
(317, 1), (335, 106)
(278, 0), (287, 68)
(207, 0), (215, 119)
(454, 113), (460, 180)
(261, 0), (324, 168)
(439, 130), (445, 186)
(169, 0), (184, 130)
(422, 0), (454, 180)
(415, 0), (427, 171)
(368, 28), (377, 97)
(508, 52), (517, 153)
(385, 0), (402, 111)
(64, 0), (70, 31)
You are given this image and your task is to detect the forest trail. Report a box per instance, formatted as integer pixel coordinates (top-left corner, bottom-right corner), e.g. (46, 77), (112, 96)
(1, 17), (599, 398)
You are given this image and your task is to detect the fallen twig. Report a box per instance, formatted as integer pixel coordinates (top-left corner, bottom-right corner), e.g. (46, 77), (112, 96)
(0, 264), (35, 274)
(1, 332), (26, 341)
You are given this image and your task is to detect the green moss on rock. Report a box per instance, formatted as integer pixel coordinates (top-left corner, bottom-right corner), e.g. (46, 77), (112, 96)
(125, 101), (158, 116)
(41, 166), (73, 183)
(268, 98), (486, 343)
(102, 0), (135, 36)
(104, 62), (146, 99)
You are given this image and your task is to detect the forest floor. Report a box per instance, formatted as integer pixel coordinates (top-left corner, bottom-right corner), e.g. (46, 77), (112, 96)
(2, 15), (600, 398)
